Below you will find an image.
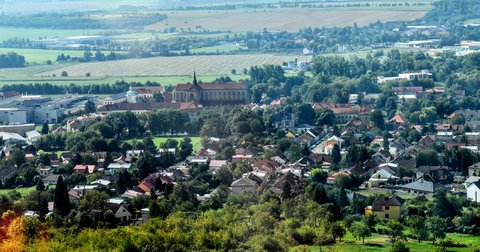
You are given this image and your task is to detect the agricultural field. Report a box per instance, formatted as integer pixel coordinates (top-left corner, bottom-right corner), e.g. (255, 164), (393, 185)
(33, 54), (311, 77)
(147, 8), (429, 32)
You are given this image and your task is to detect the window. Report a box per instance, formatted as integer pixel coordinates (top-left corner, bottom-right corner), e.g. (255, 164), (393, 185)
(385, 206), (389, 210)
(385, 214), (389, 219)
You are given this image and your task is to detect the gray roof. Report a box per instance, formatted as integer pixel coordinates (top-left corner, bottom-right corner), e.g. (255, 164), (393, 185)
(231, 177), (257, 187)
(400, 179), (437, 193)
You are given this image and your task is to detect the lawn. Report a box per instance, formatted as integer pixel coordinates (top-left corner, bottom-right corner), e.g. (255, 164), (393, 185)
(294, 232), (480, 251)
(128, 136), (202, 153)
(0, 186), (36, 197)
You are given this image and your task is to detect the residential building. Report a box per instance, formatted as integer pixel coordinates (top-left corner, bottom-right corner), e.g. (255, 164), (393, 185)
(468, 162), (480, 176)
(365, 195), (404, 220)
(231, 177), (257, 195)
(466, 181), (480, 202)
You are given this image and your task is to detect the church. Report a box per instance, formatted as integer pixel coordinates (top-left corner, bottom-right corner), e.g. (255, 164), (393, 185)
(172, 74), (249, 106)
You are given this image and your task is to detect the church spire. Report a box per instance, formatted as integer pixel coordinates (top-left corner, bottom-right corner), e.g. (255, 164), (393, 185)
(193, 70), (198, 86)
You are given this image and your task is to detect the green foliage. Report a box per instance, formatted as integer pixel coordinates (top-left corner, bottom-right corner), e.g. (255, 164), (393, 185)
(389, 241), (410, 252)
(53, 176), (70, 216)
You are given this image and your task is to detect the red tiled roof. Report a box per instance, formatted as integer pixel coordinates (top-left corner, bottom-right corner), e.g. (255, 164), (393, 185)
(174, 83), (246, 91)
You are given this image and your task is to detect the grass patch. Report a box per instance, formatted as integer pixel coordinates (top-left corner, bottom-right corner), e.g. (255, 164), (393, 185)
(292, 232), (480, 251)
(128, 136), (202, 153)
(0, 186), (36, 197)
(0, 48), (126, 64)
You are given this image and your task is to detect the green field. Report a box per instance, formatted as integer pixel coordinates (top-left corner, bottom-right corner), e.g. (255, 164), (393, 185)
(0, 186), (36, 197)
(129, 136), (202, 152)
(295, 232), (480, 252)
(0, 48), (126, 64)
(189, 44), (242, 54)
(0, 27), (114, 42)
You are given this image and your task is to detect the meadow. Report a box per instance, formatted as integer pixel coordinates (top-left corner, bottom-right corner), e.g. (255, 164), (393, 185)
(128, 136), (202, 152)
(0, 186), (36, 197)
(0, 48), (126, 64)
(295, 232), (480, 251)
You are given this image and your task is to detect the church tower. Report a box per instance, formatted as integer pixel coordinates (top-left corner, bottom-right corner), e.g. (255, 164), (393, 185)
(193, 70), (198, 86)
(126, 86), (138, 103)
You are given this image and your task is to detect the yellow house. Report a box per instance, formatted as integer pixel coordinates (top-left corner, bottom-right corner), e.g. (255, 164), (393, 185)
(365, 195), (403, 220)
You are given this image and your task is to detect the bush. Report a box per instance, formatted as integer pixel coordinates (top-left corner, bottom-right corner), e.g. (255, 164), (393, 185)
(389, 242), (410, 252)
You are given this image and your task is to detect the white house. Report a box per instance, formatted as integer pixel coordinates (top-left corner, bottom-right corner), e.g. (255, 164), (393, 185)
(467, 182), (480, 202)
(368, 167), (398, 187)
(107, 203), (132, 222)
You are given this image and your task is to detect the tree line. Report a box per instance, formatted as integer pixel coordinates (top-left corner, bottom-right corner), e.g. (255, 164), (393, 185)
(0, 52), (25, 68)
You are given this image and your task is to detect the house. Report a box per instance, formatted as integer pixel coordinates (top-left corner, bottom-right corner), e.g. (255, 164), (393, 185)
(468, 162), (480, 176)
(417, 166), (452, 183)
(365, 195), (404, 220)
(38, 166), (53, 177)
(126, 150), (144, 160)
(74, 164), (88, 174)
(368, 167), (398, 187)
(91, 179), (111, 186)
(271, 172), (301, 195)
(232, 154), (253, 163)
(466, 181), (480, 202)
(106, 203), (132, 222)
(25, 130), (41, 142)
(327, 172), (350, 185)
(231, 177), (257, 195)
(42, 174), (63, 186)
(68, 190), (83, 206)
(208, 160), (228, 174)
(389, 114), (408, 125)
(400, 179), (445, 195)
(106, 162), (132, 175)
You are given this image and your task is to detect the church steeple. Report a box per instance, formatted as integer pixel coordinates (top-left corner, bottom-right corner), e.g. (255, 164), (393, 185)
(193, 70), (198, 86)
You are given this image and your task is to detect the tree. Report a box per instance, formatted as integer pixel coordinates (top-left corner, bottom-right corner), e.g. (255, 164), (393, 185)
(432, 191), (457, 218)
(35, 180), (45, 191)
(331, 222), (346, 242)
(41, 123), (49, 135)
(61, 71), (68, 77)
(407, 216), (429, 243)
(178, 138), (193, 161)
(331, 144), (341, 165)
(370, 110), (385, 130)
(315, 109), (335, 126)
(350, 222), (371, 244)
(84, 100), (96, 114)
(295, 103), (315, 125)
(427, 216), (447, 243)
(215, 165), (234, 186)
(310, 168), (327, 184)
(53, 176), (70, 216)
(386, 220), (405, 244)
(10, 150), (26, 168)
(363, 213), (378, 231)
